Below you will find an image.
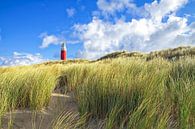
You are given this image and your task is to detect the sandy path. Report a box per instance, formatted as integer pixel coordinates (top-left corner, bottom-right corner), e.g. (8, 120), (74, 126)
(1, 93), (78, 129)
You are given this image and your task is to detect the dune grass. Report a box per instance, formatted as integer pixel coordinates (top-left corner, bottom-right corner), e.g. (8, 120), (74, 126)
(0, 65), (66, 118)
(60, 57), (195, 128)
(0, 49), (194, 128)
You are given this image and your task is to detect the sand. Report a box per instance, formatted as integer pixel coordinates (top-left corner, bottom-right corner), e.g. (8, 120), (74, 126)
(1, 93), (78, 129)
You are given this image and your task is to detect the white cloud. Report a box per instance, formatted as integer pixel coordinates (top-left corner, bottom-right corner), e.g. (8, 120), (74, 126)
(74, 17), (157, 59)
(144, 0), (188, 22)
(0, 52), (46, 66)
(39, 33), (60, 48)
(39, 32), (80, 48)
(74, 0), (195, 59)
(66, 8), (76, 17)
(97, 0), (136, 14)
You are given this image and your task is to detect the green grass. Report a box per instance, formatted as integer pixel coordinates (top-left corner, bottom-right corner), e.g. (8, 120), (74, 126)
(0, 65), (65, 115)
(60, 57), (195, 128)
(0, 46), (194, 128)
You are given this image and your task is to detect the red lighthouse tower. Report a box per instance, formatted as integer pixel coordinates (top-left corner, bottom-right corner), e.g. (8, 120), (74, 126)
(61, 42), (67, 61)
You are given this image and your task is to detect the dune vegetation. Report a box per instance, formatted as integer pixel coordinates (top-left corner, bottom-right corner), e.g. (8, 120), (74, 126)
(0, 46), (194, 129)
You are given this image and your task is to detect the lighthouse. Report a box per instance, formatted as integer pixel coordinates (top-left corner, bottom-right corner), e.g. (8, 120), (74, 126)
(61, 42), (67, 61)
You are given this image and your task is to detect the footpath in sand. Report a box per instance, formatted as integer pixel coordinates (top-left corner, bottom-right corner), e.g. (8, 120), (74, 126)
(2, 92), (78, 129)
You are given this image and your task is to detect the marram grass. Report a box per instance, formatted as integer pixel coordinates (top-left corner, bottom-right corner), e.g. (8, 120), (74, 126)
(0, 65), (65, 114)
(0, 57), (194, 129)
(61, 58), (195, 128)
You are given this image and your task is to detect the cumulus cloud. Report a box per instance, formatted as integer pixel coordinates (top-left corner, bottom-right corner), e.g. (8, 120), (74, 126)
(39, 33), (60, 48)
(0, 52), (46, 66)
(74, 0), (195, 59)
(39, 32), (80, 48)
(144, 0), (188, 22)
(66, 8), (76, 17)
(96, 0), (143, 20)
(97, 0), (134, 14)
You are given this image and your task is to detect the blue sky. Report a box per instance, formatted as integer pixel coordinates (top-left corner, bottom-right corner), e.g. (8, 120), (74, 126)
(0, 0), (195, 66)
(0, 0), (95, 59)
